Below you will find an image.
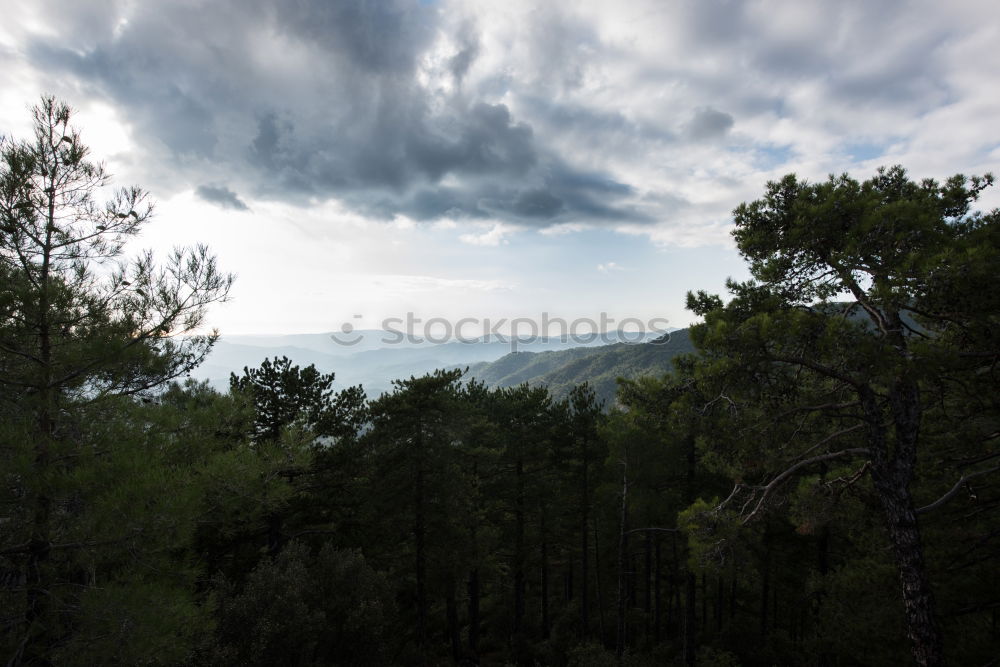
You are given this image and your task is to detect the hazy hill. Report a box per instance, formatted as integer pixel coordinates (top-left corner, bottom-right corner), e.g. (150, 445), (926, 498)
(190, 330), (671, 396)
(466, 329), (694, 405)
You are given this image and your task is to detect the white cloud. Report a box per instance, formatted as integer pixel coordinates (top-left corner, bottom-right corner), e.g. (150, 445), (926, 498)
(459, 223), (511, 246)
(538, 223), (587, 236)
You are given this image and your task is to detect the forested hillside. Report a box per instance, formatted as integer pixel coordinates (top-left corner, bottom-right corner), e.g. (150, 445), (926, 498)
(466, 329), (695, 404)
(2, 100), (997, 667)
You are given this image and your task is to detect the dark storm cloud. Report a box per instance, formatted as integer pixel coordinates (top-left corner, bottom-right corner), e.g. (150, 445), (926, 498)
(30, 42), (221, 158)
(365, 165), (647, 227)
(406, 103), (537, 181)
(272, 0), (436, 74)
(196, 184), (249, 211)
(686, 107), (734, 141)
(448, 23), (480, 84)
(520, 95), (676, 145)
(511, 189), (564, 218)
(24, 0), (642, 226)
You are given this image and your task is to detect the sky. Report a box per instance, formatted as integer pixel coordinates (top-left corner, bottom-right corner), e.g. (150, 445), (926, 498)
(1, 0), (998, 335)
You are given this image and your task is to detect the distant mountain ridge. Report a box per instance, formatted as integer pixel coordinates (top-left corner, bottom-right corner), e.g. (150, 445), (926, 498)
(191, 329), (675, 397)
(464, 329), (694, 405)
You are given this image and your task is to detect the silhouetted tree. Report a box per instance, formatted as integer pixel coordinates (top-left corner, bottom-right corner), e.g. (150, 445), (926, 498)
(0, 97), (232, 665)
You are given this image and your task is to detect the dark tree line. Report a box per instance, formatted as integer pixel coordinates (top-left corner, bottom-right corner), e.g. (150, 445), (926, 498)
(2, 99), (998, 665)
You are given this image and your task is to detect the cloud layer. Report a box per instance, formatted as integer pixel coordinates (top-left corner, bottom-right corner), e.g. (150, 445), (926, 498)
(8, 0), (1000, 244)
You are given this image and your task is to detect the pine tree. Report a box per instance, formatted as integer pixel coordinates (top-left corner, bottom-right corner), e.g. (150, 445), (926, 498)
(0, 97), (232, 664)
(686, 166), (999, 666)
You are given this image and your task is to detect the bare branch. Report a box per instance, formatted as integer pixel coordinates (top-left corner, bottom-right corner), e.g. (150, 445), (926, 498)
(916, 465), (1000, 515)
(743, 447), (870, 524)
(792, 423), (865, 462)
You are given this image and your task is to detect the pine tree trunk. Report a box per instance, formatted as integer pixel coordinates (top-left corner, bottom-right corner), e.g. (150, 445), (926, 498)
(683, 435), (697, 665)
(816, 486), (832, 667)
(467, 568), (480, 661)
(594, 515), (607, 643)
(644, 530), (652, 645)
(22, 189), (58, 667)
(580, 436), (590, 639)
(541, 508), (551, 639)
(415, 448), (428, 661)
(864, 382), (946, 667)
(654, 536), (662, 643)
(514, 457), (526, 665)
(715, 576), (723, 632)
(760, 525), (771, 639)
(447, 576), (461, 663)
(871, 466), (945, 667)
(772, 578), (779, 636)
(514, 456), (526, 664)
(669, 530), (679, 636)
(24, 406), (53, 667)
(701, 573), (707, 630)
(683, 571), (696, 666)
(730, 574), (736, 622)
(615, 461), (628, 660)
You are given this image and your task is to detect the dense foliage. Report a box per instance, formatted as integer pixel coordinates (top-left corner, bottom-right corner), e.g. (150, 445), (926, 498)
(2, 100), (997, 666)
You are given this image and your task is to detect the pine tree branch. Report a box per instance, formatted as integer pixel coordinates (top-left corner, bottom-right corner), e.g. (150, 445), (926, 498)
(743, 447), (870, 524)
(916, 465), (1000, 515)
